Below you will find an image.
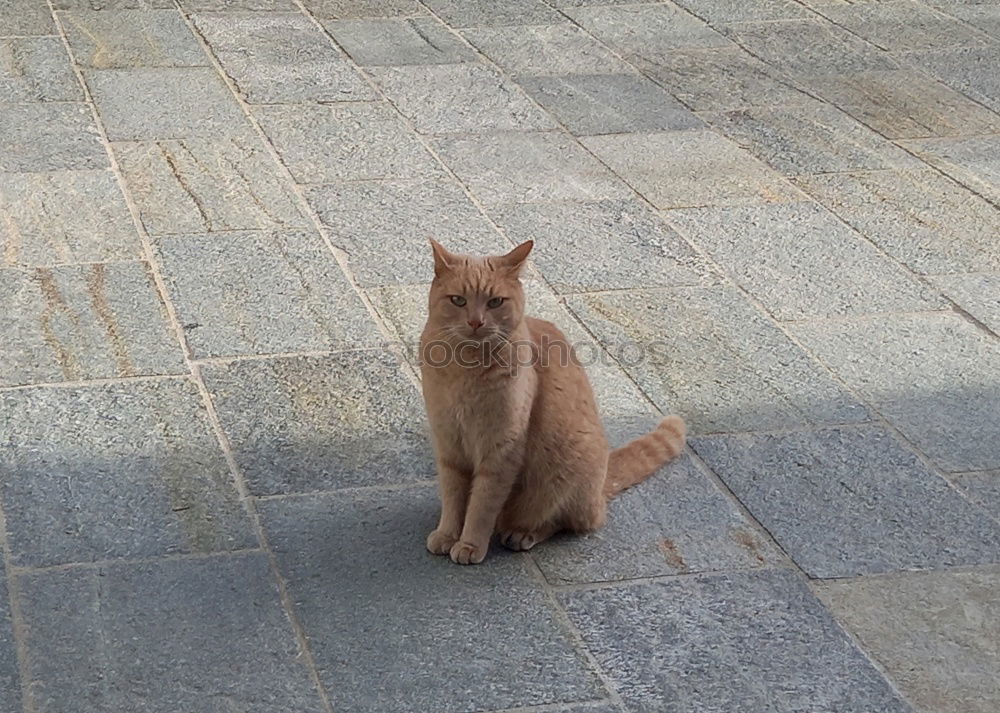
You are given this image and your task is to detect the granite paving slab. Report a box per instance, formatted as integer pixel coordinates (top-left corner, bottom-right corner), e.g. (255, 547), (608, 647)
(901, 45), (1000, 113)
(0, 103), (106, 172)
(672, 0), (812, 24)
(0, 37), (82, 102)
(0, 581), (19, 708)
(952, 471), (1000, 520)
(0, 262), (185, 387)
(0, 0), (56, 35)
(324, 17), (476, 66)
(422, 0), (563, 28)
(61, 9), (207, 69)
(298, 0), (424, 19)
(202, 351), (431, 495)
(0, 379), (256, 568)
(932, 273), (1000, 333)
(820, 0), (993, 51)
(463, 24), (632, 77)
(900, 135), (1000, 205)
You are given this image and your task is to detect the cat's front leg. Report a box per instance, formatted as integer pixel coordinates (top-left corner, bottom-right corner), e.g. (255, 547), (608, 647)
(450, 466), (517, 565)
(427, 462), (469, 555)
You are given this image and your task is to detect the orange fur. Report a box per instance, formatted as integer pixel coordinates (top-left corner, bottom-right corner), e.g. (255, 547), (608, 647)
(420, 240), (686, 564)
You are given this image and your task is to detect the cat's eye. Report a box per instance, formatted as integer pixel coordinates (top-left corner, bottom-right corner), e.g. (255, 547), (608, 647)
(487, 297), (505, 309)
(449, 295), (467, 307)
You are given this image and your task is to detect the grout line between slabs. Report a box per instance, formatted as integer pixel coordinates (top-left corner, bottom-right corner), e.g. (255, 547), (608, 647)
(8, 547), (266, 578)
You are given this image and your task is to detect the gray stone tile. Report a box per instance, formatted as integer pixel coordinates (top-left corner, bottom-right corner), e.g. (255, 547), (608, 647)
(816, 570), (1000, 713)
(580, 131), (802, 208)
(901, 135), (1000, 205)
(0, 170), (140, 266)
(306, 179), (506, 286)
(705, 103), (923, 175)
(370, 63), (557, 133)
(902, 45), (1000, 113)
(567, 4), (731, 60)
(423, 0), (563, 27)
(299, 0), (424, 19)
(562, 570), (912, 713)
(259, 487), (602, 712)
(726, 19), (897, 76)
(532, 454), (782, 584)
(807, 70), (1000, 139)
(86, 67), (249, 141)
(795, 170), (1000, 275)
(548, 0), (640, 5)
(566, 287), (869, 434)
(0, 262), (185, 387)
(203, 352), (430, 495)
(673, 0), (812, 23)
(0, 581), (19, 707)
(490, 199), (715, 293)
(953, 471), (1000, 520)
(57, 0), (175, 7)
(18, 554), (327, 712)
(0, 103), (105, 172)
(255, 103), (442, 183)
(791, 313), (1000, 472)
(154, 229), (379, 359)
(0, 0), (55, 35)
(463, 24), (632, 76)
(634, 46), (811, 112)
(664, 202), (944, 320)
(61, 10), (207, 69)
(0, 380), (256, 567)
(113, 136), (308, 235)
(432, 131), (630, 206)
(694, 426), (1000, 577)
(937, 4), (1000, 39)
(0, 37), (82, 102)
(517, 74), (705, 135)
(324, 17), (475, 66)
(193, 12), (374, 104)
(819, 0), (993, 51)
(932, 274), (1000, 334)
(181, 0), (293, 8)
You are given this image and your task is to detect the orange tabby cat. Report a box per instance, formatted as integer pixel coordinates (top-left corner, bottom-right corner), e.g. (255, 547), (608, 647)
(420, 239), (686, 565)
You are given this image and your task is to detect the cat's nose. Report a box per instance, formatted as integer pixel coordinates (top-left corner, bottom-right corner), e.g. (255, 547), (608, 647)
(467, 319), (483, 330)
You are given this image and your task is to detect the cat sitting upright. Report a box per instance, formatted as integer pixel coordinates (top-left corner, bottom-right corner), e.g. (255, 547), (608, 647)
(419, 239), (686, 565)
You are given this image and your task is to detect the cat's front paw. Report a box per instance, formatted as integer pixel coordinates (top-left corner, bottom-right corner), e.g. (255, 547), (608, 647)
(426, 529), (458, 555)
(449, 540), (487, 565)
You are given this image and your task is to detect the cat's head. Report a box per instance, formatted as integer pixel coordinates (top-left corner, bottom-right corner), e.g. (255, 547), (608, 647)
(425, 239), (533, 343)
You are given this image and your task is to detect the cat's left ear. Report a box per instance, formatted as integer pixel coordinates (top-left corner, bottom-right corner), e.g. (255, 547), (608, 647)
(430, 238), (458, 277)
(500, 240), (533, 274)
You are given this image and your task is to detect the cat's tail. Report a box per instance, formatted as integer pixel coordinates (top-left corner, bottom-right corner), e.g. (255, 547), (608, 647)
(603, 415), (686, 499)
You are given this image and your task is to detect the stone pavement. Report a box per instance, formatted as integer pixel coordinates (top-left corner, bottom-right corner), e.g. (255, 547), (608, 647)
(1, 0), (999, 711)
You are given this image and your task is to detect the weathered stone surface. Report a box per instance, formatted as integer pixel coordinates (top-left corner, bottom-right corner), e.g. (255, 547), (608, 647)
(86, 67), (249, 141)
(664, 202), (943, 319)
(807, 70), (1000, 139)
(299, 0), (424, 19)
(324, 17), (475, 65)
(517, 74), (705, 135)
(900, 135), (1000, 205)
(306, 179), (505, 286)
(0, 580), (19, 707)
(154, 229), (380, 358)
(0, 169), (140, 266)
(562, 570), (912, 712)
(795, 170), (1000, 274)
(673, 0), (812, 23)
(581, 131), (802, 208)
(567, 4), (731, 60)
(953, 471), (1000, 520)
(792, 313), (1000, 473)
(203, 352), (429, 495)
(0, 37), (82, 102)
(193, 12), (374, 103)
(694, 426), (1000, 577)
(57, 0), (176, 7)
(0, 379), (256, 567)
(258, 486), (602, 712)
(18, 554), (327, 712)
(634, 46), (811, 111)
(0, 262), (185, 387)
(423, 0), (562, 27)
(0, 104), (105, 172)
(463, 24), (632, 76)
(901, 45), (1000, 113)
(566, 287), (869, 434)
(726, 19), (897, 76)
(532, 454), (782, 584)
(255, 103), (442, 183)
(114, 136), (308, 235)
(180, 0), (293, 8)
(61, 10), (207, 69)
(817, 570), (1000, 713)
(432, 131), (630, 206)
(0, 0), (55, 35)
(932, 274), (1000, 334)
(704, 102), (923, 175)
(937, 4), (1000, 40)
(819, 0), (992, 51)
(490, 199), (715, 292)
(370, 63), (556, 133)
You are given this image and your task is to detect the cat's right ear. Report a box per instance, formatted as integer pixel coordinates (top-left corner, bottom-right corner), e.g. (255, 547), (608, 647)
(430, 238), (457, 277)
